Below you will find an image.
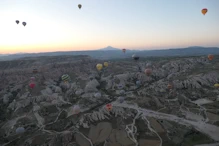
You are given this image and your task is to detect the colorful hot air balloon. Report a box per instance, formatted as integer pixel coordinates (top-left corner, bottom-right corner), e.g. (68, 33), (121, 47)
(122, 48), (126, 53)
(202, 8), (208, 15)
(106, 103), (112, 111)
(78, 4), (82, 9)
(61, 74), (70, 83)
(73, 105), (80, 114)
(29, 82), (35, 89)
(16, 20), (19, 24)
(104, 62), (109, 67)
(208, 54), (214, 60)
(96, 64), (103, 71)
(145, 68), (152, 76)
(214, 84), (219, 88)
(22, 22), (26, 26)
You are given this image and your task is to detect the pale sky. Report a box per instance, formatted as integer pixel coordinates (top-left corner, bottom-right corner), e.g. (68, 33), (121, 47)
(0, 0), (219, 54)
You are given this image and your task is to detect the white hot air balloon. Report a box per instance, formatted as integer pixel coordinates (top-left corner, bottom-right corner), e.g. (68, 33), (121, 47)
(16, 127), (25, 134)
(73, 105), (80, 114)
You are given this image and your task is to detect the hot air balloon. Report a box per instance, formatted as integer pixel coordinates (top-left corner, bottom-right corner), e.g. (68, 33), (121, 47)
(202, 8), (208, 15)
(30, 77), (35, 81)
(16, 20), (19, 24)
(96, 64), (103, 71)
(16, 127), (25, 134)
(145, 68), (152, 76)
(73, 105), (80, 114)
(119, 90), (125, 95)
(94, 92), (101, 98)
(208, 54), (214, 60)
(106, 103), (112, 111)
(22, 22), (26, 26)
(136, 80), (141, 87)
(167, 83), (173, 90)
(122, 49), (126, 53)
(146, 62), (152, 68)
(132, 54), (139, 61)
(32, 68), (38, 73)
(29, 82), (35, 89)
(104, 62), (109, 67)
(78, 4), (82, 9)
(118, 96), (125, 103)
(214, 84), (219, 88)
(61, 74), (70, 83)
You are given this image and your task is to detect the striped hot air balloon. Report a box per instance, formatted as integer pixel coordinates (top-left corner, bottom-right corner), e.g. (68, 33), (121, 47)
(61, 74), (70, 83)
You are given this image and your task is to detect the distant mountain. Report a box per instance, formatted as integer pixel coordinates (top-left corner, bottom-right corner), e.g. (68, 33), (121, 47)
(99, 46), (121, 51)
(0, 46), (219, 61)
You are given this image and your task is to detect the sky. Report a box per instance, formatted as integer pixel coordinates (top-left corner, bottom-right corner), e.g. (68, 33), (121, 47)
(0, 0), (219, 54)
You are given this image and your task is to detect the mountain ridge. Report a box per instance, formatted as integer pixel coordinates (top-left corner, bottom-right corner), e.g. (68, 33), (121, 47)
(1, 46), (219, 61)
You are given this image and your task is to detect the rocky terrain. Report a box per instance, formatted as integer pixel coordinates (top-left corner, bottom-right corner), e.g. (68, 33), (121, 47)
(0, 55), (219, 146)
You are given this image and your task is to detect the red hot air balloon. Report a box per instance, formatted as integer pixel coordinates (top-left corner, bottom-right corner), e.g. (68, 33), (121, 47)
(29, 82), (35, 89)
(106, 103), (112, 111)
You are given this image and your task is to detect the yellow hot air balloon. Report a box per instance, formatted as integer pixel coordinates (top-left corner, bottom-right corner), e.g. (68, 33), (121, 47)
(96, 64), (103, 71)
(104, 62), (108, 67)
(202, 8), (208, 15)
(214, 84), (219, 88)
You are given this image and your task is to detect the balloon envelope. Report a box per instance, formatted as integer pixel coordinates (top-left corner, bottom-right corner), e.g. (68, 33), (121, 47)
(146, 63), (152, 68)
(119, 90), (125, 94)
(122, 49), (126, 53)
(96, 64), (103, 71)
(106, 103), (112, 111)
(145, 68), (152, 76)
(29, 83), (35, 89)
(22, 22), (26, 26)
(62, 74), (70, 82)
(104, 62), (109, 67)
(78, 4), (82, 9)
(30, 77), (35, 81)
(16, 20), (19, 24)
(33, 68), (38, 73)
(167, 83), (173, 89)
(208, 54), (214, 60)
(16, 127), (25, 134)
(118, 96), (125, 103)
(214, 84), (219, 88)
(73, 105), (80, 114)
(136, 80), (141, 86)
(202, 8), (208, 15)
(132, 54), (139, 61)
(94, 92), (101, 98)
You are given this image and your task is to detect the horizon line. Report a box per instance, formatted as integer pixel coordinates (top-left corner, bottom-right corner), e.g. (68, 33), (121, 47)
(1, 46), (219, 55)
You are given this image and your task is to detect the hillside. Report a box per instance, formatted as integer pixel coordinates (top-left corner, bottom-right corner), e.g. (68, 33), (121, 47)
(0, 55), (219, 146)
